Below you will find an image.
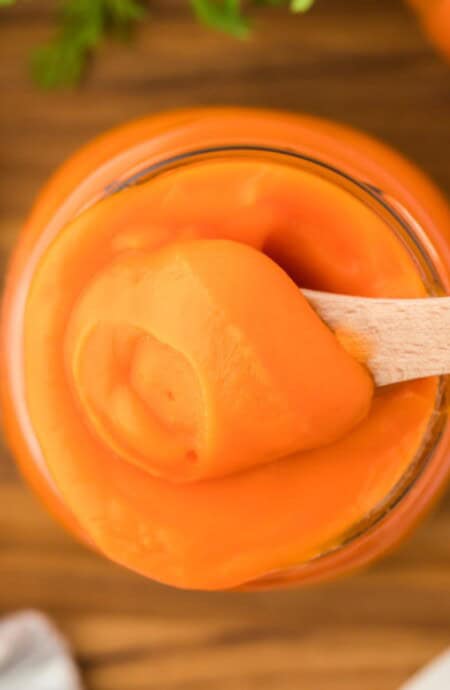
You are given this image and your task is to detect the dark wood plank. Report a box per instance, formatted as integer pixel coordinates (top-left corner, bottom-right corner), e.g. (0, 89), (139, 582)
(1, 2), (449, 689)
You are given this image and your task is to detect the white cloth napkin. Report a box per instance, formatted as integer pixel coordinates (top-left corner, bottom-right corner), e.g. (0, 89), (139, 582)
(399, 649), (450, 690)
(0, 611), (83, 690)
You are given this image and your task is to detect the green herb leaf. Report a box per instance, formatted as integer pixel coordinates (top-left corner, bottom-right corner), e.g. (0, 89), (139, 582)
(106, 0), (146, 22)
(0, 0), (17, 6)
(191, 0), (314, 38)
(105, 0), (147, 38)
(190, 0), (250, 39)
(290, 0), (315, 12)
(31, 0), (146, 89)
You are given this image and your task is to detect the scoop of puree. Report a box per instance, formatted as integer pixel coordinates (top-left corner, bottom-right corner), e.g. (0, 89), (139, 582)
(23, 160), (435, 589)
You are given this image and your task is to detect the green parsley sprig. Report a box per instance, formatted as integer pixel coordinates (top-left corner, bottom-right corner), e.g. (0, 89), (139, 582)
(2, 0), (315, 88)
(31, 0), (147, 89)
(190, 0), (315, 37)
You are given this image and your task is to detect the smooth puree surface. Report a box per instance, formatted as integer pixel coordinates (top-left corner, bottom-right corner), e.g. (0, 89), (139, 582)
(21, 159), (437, 589)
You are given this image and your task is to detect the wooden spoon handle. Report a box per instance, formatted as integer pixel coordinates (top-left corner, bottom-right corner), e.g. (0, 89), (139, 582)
(302, 290), (450, 386)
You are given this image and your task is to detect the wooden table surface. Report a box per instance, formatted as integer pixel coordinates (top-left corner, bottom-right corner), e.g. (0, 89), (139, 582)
(1, 2), (449, 689)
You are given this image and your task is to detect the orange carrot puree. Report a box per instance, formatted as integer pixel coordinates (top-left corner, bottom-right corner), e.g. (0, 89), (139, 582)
(17, 156), (436, 589)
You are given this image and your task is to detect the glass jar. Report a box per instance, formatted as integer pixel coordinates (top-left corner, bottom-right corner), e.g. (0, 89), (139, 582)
(2, 108), (450, 589)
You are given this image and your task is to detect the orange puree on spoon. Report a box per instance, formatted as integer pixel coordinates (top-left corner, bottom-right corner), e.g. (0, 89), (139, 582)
(64, 239), (373, 482)
(19, 158), (437, 589)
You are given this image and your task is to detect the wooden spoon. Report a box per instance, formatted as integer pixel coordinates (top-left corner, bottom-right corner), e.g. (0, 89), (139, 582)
(302, 289), (450, 387)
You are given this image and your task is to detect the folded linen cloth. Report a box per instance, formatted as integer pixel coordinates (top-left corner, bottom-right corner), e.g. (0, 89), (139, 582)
(0, 610), (83, 690)
(400, 649), (450, 690)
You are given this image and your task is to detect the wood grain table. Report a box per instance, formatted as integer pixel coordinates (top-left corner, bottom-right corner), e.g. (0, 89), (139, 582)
(1, 2), (449, 689)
